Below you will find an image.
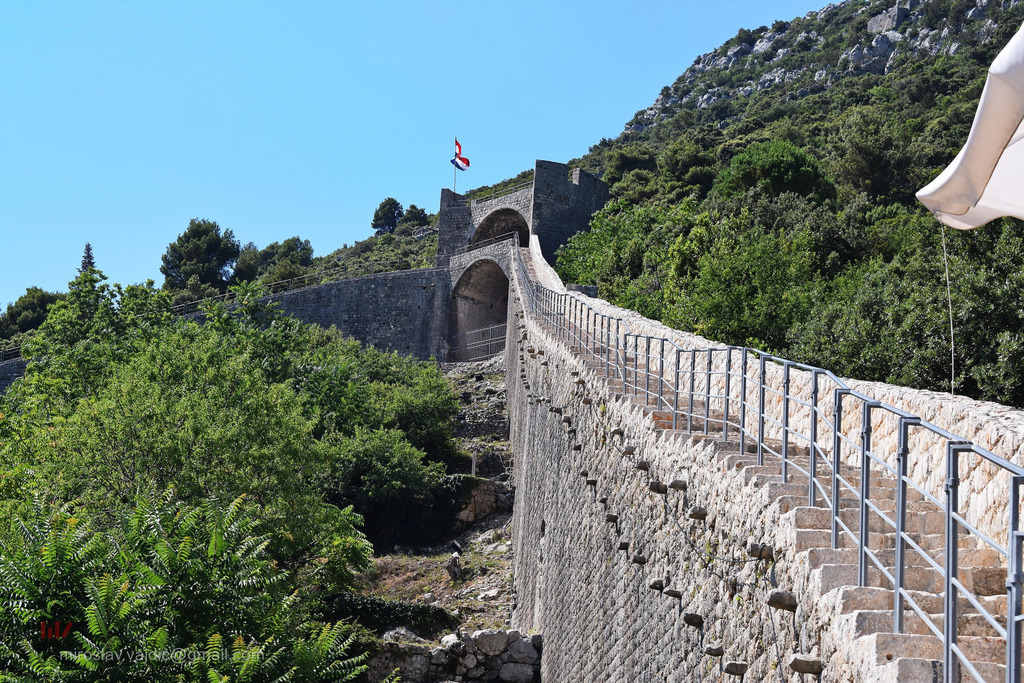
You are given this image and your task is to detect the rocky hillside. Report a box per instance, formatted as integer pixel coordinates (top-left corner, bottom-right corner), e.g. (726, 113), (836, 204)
(623, 0), (1019, 136)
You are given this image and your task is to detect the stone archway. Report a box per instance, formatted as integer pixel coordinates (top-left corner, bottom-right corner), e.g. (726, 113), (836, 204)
(448, 259), (510, 362)
(472, 208), (529, 247)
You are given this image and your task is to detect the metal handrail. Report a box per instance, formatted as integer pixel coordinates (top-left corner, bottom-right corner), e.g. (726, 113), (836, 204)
(508, 241), (1024, 683)
(0, 346), (22, 362)
(450, 322), (508, 362)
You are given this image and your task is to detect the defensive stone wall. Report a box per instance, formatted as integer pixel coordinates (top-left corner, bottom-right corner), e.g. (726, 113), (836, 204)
(263, 268), (450, 361)
(530, 163), (608, 266)
(0, 358), (27, 393)
(569, 289), (1024, 547)
(506, 290), (813, 681)
(502, 235), (1024, 679)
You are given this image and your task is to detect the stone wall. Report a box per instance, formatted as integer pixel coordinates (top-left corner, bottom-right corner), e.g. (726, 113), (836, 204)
(457, 479), (513, 528)
(436, 160), (607, 270)
(0, 358), (27, 393)
(366, 629), (541, 683)
(505, 281), (948, 681)
(506, 293), (812, 681)
(566, 288), (1024, 547)
(263, 269), (450, 361)
(530, 163), (608, 266)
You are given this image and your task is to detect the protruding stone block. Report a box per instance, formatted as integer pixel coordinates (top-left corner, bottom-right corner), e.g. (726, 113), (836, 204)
(631, 554), (647, 565)
(572, 444), (582, 450)
(683, 613), (704, 628)
(649, 579), (664, 591)
(669, 479), (688, 491)
(618, 541), (629, 551)
(688, 507), (708, 521)
(767, 590), (798, 612)
(649, 481), (668, 495)
(664, 588), (682, 599)
(723, 661), (748, 676)
(606, 513), (619, 523)
(580, 470), (589, 477)
(636, 461), (650, 471)
(550, 406), (562, 414)
(582, 397), (593, 405)
(586, 478), (597, 486)
(611, 427), (624, 436)
(788, 654), (823, 675)
(705, 644), (724, 657)
(622, 444), (636, 455)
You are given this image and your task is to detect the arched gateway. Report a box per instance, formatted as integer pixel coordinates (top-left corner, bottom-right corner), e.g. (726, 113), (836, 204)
(447, 259), (509, 362)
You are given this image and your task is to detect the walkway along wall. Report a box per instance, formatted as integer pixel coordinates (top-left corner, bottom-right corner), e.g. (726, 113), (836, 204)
(504, 240), (1024, 681)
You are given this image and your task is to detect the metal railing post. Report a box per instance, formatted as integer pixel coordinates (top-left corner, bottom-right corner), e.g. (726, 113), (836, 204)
(644, 337), (651, 403)
(688, 350), (696, 433)
(632, 335), (639, 396)
(703, 349), (711, 436)
(782, 362), (791, 483)
(831, 389), (846, 549)
(944, 442), (963, 683)
(658, 339), (665, 410)
(617, 320), (624, 383)
(858, 402), (876, 587)
(893, 416), (915, 633)
(809, 370), (819, 507)
(673, 348), (681, 430)
(758, 354), (766, 467)
(1008, 476), (1024, 683)
(598, 317), (606, 376)
(723, 348), (732, 442)
(585, 306), (591, 355)
(740, 348), (748, 456)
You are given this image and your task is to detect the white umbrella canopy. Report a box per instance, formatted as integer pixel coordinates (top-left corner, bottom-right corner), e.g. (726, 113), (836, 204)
(917, 23), (1024, 229)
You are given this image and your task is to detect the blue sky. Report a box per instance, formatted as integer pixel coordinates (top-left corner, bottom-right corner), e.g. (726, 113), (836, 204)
(0, 0), (828, 309)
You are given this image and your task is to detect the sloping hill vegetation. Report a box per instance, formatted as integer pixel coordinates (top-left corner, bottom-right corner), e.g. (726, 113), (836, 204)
(0, 270), (473, 679)
(553, 0), (1024, 407)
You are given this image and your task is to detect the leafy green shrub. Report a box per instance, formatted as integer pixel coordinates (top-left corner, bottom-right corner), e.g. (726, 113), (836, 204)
(321, 592), (459, 639)
(0, 493), (381, 682)
(712, 141), (835, 204)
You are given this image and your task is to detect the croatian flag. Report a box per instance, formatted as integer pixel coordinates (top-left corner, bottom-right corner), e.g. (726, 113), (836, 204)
(451, 138), (470, 171)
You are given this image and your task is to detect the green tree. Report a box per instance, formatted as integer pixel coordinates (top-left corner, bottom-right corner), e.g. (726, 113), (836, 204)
(371, 198), (404, 234)
(160, 218), (241, 292)
(0, 287), (63, 341)
(78, 243), (95, 273)
(712, 140), (836, 204)
(399, 204), (430, 228)
(232, 237), (315, 285)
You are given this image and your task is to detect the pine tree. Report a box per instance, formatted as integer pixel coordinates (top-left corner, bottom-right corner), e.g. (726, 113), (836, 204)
(79, 242), (96, 273)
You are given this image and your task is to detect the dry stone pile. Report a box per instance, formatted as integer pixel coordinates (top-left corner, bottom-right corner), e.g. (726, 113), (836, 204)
(365, 629), (541, 683)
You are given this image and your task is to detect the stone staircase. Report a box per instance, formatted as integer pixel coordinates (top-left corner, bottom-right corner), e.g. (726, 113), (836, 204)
(537, 325), (1013, 682)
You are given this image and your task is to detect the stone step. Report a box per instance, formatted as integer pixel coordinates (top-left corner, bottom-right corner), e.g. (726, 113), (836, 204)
(851, 608), (1005, 639)
(832, 585), (1007, 620)
(814, 563), (945, 594)
(806, 546), (1004, 571)
(888, 656), (1004, 683)
(791, 505), (946, 536)
(872, 632), (1007, 666)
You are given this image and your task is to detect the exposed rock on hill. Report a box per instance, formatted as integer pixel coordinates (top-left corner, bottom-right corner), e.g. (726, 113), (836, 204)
(625, 0), (1020, 134)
